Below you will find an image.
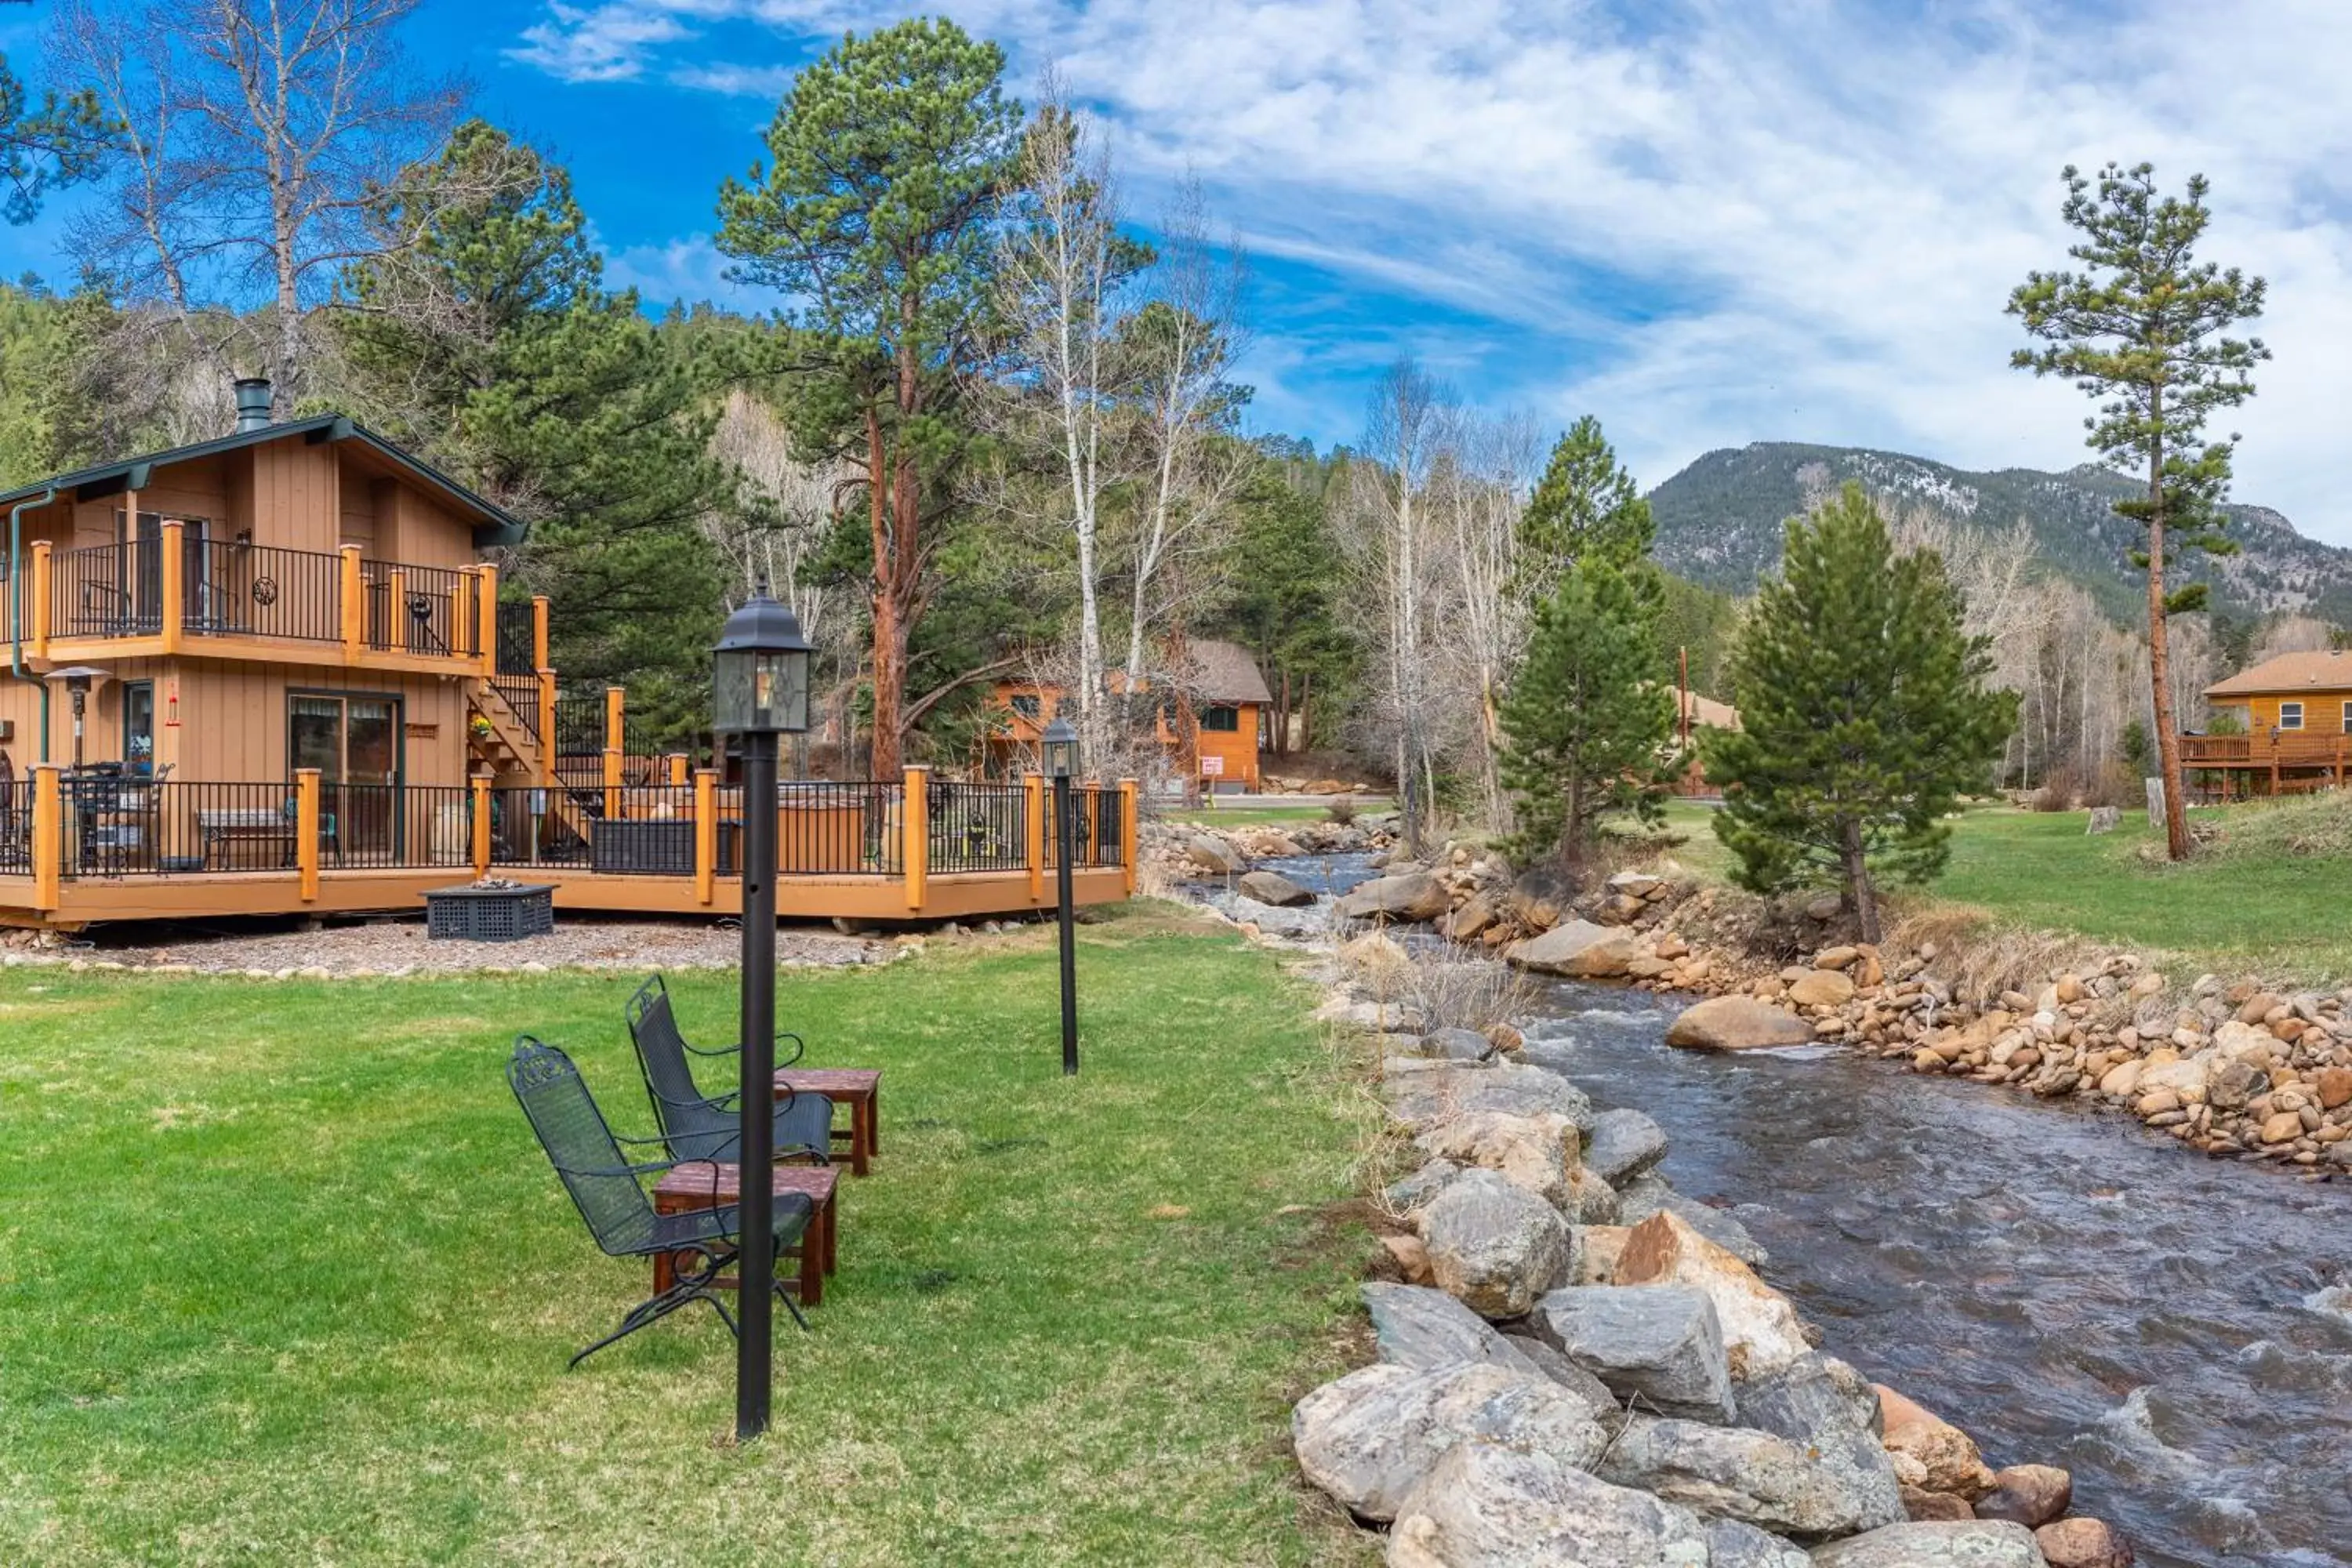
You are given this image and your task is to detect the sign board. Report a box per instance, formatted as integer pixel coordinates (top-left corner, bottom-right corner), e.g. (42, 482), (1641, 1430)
(1199, 754), (1225, 776)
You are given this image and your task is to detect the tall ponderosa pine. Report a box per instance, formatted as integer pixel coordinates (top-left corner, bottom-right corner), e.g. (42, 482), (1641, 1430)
(1707, 485), (2013, 943)
(339, 122), (728, 723)
(2009, 162), (2266, 861)
(1498, 560), (1672, 862)
(1, 54), (110, 223)
(717, 19), (1023, 775)
(1514, 416), (1654, 597)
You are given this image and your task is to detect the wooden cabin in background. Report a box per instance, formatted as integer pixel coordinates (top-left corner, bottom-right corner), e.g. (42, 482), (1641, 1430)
(0, 379), (1134, 927)
(980, 637), (1272, 793)
(2183, 650), (2352, 797)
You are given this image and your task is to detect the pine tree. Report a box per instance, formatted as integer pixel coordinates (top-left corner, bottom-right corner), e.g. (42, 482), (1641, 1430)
(1498, 558), (1673, 862)
(1514, 416), (1654, 600)
(2008, 162), (2266, 861)
(1, 55), (111, 224)
(1707, 484), (2014, 943)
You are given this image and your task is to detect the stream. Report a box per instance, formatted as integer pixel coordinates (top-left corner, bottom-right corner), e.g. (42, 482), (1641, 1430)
(1200, 851), (2352, 1566)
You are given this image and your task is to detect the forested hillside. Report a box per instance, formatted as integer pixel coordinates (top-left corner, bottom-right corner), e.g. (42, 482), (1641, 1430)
(1649, 442), (2352, 627)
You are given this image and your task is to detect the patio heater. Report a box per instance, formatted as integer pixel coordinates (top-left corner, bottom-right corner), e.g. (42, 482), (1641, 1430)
(46, 666), (109, 771)
(1041, 716), (1081, 1076)
(710, 585), (811, 1442)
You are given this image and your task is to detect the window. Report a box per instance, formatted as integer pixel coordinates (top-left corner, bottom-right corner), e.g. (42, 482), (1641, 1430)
(2343, 700), (2352, 732)
(2278, 702), (2303, 731)
(1200, 704), (1241, 733)
(1011, 694), (1040, 719)
(122, 681), (154, 773)
(290, 693), (403, 857)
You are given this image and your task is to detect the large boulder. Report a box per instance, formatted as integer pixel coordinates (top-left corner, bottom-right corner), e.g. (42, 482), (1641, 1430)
(1708, 1519), (1813, 1568)
(2034, 1517), (2134, 1568)
(1617, 1172), (1769, 1267)
(1494, 1325), (1621, 1410)
(1290, 1361), (1609, 1522)
(1444, 892), (1500, 942)
(1338, 872), (1452, 924)
(1415, 1028), (1500, 1063)
(1416, 1111), (1581, 1210)
(1809, 1520), (2049, 1567)
(1360, 1283), (1548, 1381)
(1787, 969), (1857, 1008)
(1666, 996), (1815, 1050)
(1531, 1284), (1737, 1423)
(1418, 1168), (1573, 1318)
(1504, 863), (1580, 931)
(1875, 1385), (1998, 1499)
(1385, 1440), (1715, 1568)
(1385, 1062), (1596, 1132)
(1735, 1352), (1904, 1531)
(1507, 920), (1643, 979)
(1236, 869), (1314, 906)
(1583, 1107), (1670, 1186)
(1973, 1465), (2073, 1530)
(1614, 1211), (1813, 1381)
(1595, 1414), (1908, 1539)
(1185, 833), (1246, 874)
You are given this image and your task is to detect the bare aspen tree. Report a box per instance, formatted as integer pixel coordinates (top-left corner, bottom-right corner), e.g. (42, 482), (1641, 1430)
(1432, 410), (1537, 830)
(1348, 361), (1447, 851)
(49, 0), (463, 415)
(989, 74), (1130, 764)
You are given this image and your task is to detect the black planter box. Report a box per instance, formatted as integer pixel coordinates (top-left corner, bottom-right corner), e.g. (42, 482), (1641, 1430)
(590, 818), (739, 875)
(424, 883), (554, 942)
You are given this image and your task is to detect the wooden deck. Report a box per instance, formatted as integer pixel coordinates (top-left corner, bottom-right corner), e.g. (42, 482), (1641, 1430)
(2178, 731), (2352, 795)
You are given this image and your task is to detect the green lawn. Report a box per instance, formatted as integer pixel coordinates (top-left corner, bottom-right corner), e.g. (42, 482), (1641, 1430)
(1657, 798), (2352, 979)
(0, 911), (1377, 1566)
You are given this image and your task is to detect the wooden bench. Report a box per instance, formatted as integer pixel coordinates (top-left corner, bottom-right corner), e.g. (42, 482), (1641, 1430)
(195, 808), (296, 869)
(650, 1161), (839, 1306)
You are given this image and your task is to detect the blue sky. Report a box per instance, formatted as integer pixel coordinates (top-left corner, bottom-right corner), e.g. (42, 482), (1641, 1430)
(9, 0), (2352, 541)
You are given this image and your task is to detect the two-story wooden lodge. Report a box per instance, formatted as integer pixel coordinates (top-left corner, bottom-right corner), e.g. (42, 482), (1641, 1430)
(0, 383), (1133, 928)
(2181, 650), (2352, 797)
(981, 638), (1272, 793)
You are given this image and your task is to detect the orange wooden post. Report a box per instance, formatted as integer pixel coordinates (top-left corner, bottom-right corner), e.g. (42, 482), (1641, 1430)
(470, 773), (492, 878)
(475, 564), (499, 677)
(339, 546), (364, 661)
(668, 753), (688, 786)
(902, 764), (929, 912)
(603, 685), (626, 820)
(29, 539), (51, 659)
(295, 768), (321, 902)
(536, 670), (557, 788)
(30, 764), (60, 912)
(1120, 776), (1138, 896)
(694, 768), (718, 906)
(386, 566), (406, 651)
(159, 520), (185, 655)
(1024, 771), (1045, 902)
(531, 593), (550, 671)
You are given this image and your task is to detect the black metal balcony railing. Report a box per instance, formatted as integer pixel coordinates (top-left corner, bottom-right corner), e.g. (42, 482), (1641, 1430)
(364, 559), (472, 656)
(927, 780), (1027, 872)
(188, 541), (343, 644)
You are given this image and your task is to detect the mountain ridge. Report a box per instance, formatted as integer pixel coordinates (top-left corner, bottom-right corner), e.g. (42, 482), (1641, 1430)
(1645, 441), (2352, 627)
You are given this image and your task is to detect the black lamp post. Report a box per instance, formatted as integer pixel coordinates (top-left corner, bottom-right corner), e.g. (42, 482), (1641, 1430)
(711, 586), (811, 1443)
(1041, 716), (1081, 1076)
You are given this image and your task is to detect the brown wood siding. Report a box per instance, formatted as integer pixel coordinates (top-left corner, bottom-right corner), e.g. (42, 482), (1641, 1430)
(249, 440), (340, 554)
(2245, 691), (2352, 735)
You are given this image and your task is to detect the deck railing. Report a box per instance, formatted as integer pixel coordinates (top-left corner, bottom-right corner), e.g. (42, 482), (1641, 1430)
(34, 532), (486, 662)
(2180, 731), (2352, 768)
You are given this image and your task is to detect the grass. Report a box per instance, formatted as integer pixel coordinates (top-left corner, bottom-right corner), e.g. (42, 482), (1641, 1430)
(1654, 797), (2352, 980)
(0, 908), (1381, 1566)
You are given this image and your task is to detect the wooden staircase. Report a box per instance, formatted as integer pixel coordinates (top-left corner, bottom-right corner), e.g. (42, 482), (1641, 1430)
(467, 680), (597, 848)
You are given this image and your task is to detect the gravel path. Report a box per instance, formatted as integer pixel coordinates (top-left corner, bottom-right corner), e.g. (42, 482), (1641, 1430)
(6, 916), (889, 977)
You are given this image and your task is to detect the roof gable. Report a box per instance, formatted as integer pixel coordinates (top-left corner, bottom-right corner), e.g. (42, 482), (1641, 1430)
(2205, 650), (2352, 699)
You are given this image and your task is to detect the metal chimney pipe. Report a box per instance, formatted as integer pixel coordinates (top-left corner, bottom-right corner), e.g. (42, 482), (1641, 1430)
(233, 377), (273, 433)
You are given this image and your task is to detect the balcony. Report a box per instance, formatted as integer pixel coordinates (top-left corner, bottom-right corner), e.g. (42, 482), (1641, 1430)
(20, 525), (496, 674)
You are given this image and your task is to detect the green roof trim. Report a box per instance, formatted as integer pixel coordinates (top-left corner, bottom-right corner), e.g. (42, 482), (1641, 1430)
(0, 414), (529, 550)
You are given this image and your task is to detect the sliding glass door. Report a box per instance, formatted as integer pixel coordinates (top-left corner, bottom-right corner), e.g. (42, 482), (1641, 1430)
(289, 694), (401, 858)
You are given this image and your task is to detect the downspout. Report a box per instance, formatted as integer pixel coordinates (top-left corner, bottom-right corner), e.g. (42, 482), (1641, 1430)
(9, 487), (56, 761)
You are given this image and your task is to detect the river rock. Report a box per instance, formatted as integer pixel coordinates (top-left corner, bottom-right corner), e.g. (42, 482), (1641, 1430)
(1387, 1159), (1462, 1214)
(1417, 1027), (1499, 1062)
(1236, 869), (1314, 906)
(1665, 996), (1815, 1051)
(1737, 1352), (1883, 1446)
(1532, 1284), (1737, 1423)
(1597, 1414), (1907, 1539)
(1875, 1385), (1997, 1498)
(1494, 1324), (1621, 1410)
(1571, 1223), (1630, 1284)
(1507, 920), (1643, 978)
(1418, 1168), (1573, 1318)
(1290, 1361), (1609, 1522)
(1416, 1111), (1581, 1210)
(1809, 1519), (2048, 1566)
(1361, 1283), (1546, 1380)
(1504, 864), (1579, 931)
(1617, 1171), (1769, 1266)
(1385, 1062), (1596, 1131)
(1904, 1488), (1979, 1522)
(1614, 1211), (1812, 1381)
(2034, 1517), (2135, 1568)
(1444, 893), (1499, 941)
(1186, 833), (1246, 873)
(1583, 1106), (1670, 1185)
(1709, 1519), (1813, 1568)
(1972, 1465), (2072, 1529)
(1338, 872), (1452, 924)
(2315, 1065), (2352, 1110)
(1385, 1440), (1714, 1567)
(1788, 969), (1857, 1008)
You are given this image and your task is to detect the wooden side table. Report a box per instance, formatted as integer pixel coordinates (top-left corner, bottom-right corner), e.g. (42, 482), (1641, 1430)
(775, 1068), (882, 1176)
(650, 1161), (839, 1306)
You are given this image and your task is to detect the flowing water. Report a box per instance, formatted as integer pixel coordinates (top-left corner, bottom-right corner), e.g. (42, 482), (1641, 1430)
(1526, 982), (2352, 1568)
(1200, 850), (2352, 1565)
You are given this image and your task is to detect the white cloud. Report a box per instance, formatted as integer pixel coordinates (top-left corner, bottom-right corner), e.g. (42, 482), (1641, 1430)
(602, 231), (785, 311)
(511, 0), (2352, 542)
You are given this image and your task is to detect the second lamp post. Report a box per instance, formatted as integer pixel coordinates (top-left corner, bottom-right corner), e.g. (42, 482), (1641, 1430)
(1041, 717), (1081, 1076)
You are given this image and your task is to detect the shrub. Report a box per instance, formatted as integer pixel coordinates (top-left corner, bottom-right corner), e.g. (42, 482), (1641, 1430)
(1325, 798), (1357, 826)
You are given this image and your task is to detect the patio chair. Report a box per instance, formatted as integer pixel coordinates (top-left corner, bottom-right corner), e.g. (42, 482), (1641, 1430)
(506, 1036), (814, 1367)
(626, 974), (833, 1167)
